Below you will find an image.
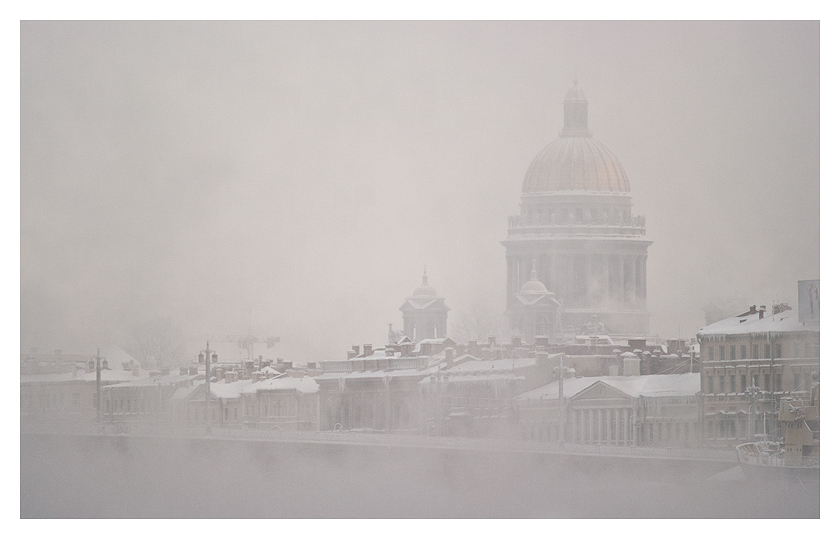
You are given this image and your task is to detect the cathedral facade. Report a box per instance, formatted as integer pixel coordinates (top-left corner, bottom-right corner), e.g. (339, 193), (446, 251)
(502, 81), (652, 337)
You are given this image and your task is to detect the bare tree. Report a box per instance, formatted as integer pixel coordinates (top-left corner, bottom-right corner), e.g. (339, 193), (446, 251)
(126, 316), (186, 369)
(448, 303), (503, 343)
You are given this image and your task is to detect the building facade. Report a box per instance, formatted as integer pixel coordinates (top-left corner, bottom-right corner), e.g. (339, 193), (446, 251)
(400, 270), (450, 342)
(502, 81), (652, 336)
(696, 305), (820, 448)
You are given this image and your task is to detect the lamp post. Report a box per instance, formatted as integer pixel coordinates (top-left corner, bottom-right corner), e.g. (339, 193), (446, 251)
(89, 348), (108, 423)
(198, 341), (218, 435)
(554, 355), (566, 449)
(746, 383), (761, 441)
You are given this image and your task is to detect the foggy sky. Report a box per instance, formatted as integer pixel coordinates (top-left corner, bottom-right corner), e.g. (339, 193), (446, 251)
(20, 21), (820, 362)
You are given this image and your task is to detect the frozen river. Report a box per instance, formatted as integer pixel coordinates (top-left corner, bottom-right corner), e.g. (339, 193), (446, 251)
(21, 433), (819, 518)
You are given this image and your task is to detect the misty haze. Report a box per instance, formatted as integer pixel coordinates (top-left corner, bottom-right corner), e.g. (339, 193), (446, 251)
(21, 21), (819, 519)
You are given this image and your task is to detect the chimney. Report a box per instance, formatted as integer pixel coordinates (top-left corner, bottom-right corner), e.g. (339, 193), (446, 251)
(401, 343), (413, 357)
(352, 345), (360, 357)
(623, 354), (641, 376)
(180, 367), (188, 375)
(468, 339), (478, 356)
(535, 335), (549, 348)
(445, 347), (454, 367)
(347, 350), (357, 359)
(511, 336), (522, 348)
(385, 347), (395, 357)
(363, 344), (373, 357)
(488, 336), (496, 348)
(225, 371), (238, 383)
(759, 305), (766, 319)
(420, 342), (432, 357)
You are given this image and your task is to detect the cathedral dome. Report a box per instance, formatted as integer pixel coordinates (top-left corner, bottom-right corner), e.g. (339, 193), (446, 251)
(522, 81), (630, 193)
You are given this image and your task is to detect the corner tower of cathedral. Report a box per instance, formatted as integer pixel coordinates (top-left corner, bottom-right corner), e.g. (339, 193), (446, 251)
(502, 80), (652, 338)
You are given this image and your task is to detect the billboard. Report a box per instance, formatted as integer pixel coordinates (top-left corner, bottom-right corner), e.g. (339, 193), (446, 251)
(798, 280), (820, 323)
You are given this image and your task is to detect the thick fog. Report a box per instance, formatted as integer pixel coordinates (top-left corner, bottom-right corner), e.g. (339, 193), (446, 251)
(21, 433), (819, 518)
(21, 21), (819, 361)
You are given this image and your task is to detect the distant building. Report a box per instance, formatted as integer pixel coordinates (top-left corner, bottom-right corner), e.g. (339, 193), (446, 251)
(507, 264), (562, 344)
(400, 270), (450, 342)
(503, 80), (652, 336)
(515, 372), (702, 448)
(696, 304), (819, 448)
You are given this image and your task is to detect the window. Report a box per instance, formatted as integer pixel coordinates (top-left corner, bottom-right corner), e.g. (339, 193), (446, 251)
(794, 373), (801, 391)
(764, 374), (770, 391)
(740, 345), (747, 359)
(730, 375), (736, 393)
(707, 375), (714, 393)
(709, 347), (715, 361)
(753, 344), (759, 359)
(720, 346), (726, 361)
(776, 344), (782, 359)
(765, 344), (771, 359)
(741, 374), (746, 393)
(719, 375), (725, 393)
(730, 345), (736, 362)
(776, 374), (782, 392)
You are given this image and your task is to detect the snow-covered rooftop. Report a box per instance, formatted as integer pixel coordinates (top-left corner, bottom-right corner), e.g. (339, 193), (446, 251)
(20, 368), (145, 385)
(697, 309), (818, 336)
(316, 368), (431, 381)
(446, 356), (537, 373)
(241, 376), (319, 394)
(208, 379), (255, 399)
(103, 372), (199, 388)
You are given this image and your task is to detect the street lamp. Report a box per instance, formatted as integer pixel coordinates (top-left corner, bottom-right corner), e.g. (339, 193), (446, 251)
(88, 348), (109, 423)
(553, 355), (566, 449)
(198, 341), (218, 435)
(746, 383), (761, 441)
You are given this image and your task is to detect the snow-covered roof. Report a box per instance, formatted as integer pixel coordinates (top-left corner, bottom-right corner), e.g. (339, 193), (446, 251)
(170, 386), (194, 400)
(104, 372), (199, 389)
(241, 376), (319, 394)
(445, 356), (537, 373)
(315, 368), (431, 381)
(208, 379), (255, 400)
(515, 373), (700, 403)
(697, 309), (818, 336)
(419, 373), (524, 385)
(21, 368), (145, 385)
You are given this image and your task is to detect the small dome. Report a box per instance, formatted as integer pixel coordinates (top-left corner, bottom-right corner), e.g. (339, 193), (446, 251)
(412, 270), (438, 297)
(520, 267), (549, 295)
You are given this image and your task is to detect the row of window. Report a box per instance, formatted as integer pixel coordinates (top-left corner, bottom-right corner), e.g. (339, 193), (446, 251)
(519, 207), (633, 227)
(707, 417), (770, 440)
(706, 342), (818, 362)
(708, 343), (781, 362)
(705, 370), (809, 395)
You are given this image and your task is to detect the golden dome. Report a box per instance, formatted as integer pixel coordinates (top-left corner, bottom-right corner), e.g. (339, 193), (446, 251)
(522, 136), (630, 193)
(522, 81), (630, 193)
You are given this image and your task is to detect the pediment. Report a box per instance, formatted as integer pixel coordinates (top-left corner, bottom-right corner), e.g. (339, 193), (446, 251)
(571, 380), (632, 402)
